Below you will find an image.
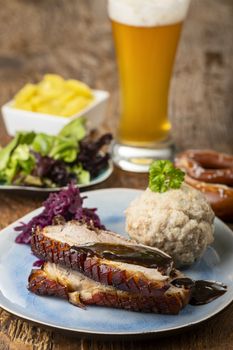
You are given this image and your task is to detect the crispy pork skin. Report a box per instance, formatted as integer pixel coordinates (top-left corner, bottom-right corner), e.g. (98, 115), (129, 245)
(31, 221), (177, 296)
(28, 262), (190, 314)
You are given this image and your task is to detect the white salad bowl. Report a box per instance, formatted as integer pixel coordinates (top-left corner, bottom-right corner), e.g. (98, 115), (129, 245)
(2, 89), (109, 136)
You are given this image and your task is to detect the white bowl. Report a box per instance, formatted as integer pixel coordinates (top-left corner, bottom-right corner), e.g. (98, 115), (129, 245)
(1, 89), (109, 136)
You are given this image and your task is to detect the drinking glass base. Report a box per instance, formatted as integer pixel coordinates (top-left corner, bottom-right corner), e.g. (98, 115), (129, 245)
(112, 141), (175, 173)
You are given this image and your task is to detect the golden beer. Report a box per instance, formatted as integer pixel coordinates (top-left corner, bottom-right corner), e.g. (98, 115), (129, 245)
(109, 0), (191, 171)
(112, 20), (183, 146)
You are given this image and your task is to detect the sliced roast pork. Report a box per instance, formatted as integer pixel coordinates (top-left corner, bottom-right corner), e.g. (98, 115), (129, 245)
(31, 221), (190, 302)
(30, 221), (227, 313)
(28, 262), (190, 314)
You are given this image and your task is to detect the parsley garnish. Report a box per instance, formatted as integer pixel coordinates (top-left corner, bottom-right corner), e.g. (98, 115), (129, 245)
(149, 160), (185, 193)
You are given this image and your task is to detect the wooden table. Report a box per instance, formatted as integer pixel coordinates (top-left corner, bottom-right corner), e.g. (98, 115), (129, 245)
(0, 0), (232, 348)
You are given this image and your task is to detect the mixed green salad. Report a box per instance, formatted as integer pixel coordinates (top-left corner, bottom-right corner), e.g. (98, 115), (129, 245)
(0, 118), (112, 188)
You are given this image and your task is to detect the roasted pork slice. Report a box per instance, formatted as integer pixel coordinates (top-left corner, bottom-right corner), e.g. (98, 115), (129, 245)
(31, 221), (177, 296)
(28, 262), (190, 314)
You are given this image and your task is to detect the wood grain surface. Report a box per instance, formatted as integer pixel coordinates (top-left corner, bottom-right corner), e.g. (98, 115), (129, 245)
(0, 0), (233, 349)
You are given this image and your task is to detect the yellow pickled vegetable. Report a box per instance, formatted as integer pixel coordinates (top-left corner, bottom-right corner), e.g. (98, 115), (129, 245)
(61, 97), (92, 117)
(43, 74), (64, 86)
(14, 84), (37, 106)
(66, 79), (93, 98)
(12, 74), (94, 117)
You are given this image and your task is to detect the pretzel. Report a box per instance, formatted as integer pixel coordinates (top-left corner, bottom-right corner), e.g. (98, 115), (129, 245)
(175, 150), (233, 220)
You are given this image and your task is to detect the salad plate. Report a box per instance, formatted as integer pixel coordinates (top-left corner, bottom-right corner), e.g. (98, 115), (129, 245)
(0, 161), (113, 192)
(0, 188), (233, 338)
(0, 117), (113, 192)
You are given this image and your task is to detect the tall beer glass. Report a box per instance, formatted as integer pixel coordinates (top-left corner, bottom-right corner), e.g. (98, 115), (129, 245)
(108, 0), (191, 172)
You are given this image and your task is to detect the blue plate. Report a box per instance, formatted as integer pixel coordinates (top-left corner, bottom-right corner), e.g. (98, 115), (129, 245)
(0, 188), (233, 337)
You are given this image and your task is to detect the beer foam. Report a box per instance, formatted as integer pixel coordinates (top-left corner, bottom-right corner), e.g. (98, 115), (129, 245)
(108, 0), (191, 27)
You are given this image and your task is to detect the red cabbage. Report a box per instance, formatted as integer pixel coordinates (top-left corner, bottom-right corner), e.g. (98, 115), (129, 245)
(15, 183), (105, 244)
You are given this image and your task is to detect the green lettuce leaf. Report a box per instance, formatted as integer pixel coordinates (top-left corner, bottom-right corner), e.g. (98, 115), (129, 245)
(0, 131), (35, 172)
(32, 133), (55, 156)
(59, 117), (86, 141)
(70, 164), (90, 184)
(3, 144), (35, 183)
(49, 137), (78, 163)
